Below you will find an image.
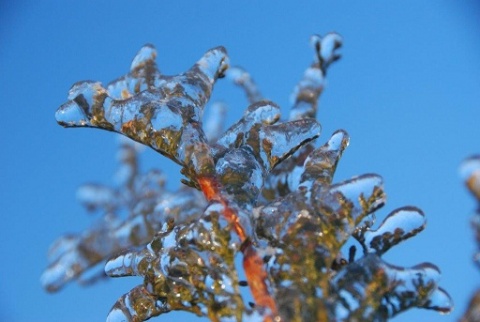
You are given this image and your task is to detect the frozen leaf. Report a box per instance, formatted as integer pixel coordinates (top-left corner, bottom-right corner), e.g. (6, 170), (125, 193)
(107, 44), (160, 99)
(330, 254), (452, 320)
(45, 32), (451, 322)
(105, 204), (244, 321)
(107, 285), (168, 322)
(315, 174), (386, 231)
(227, 66), (263, 104)
(56, 46), (229, 182)
(213, 100), (281, 156)
(41, 141), (205, 292)
(300, 130), (350, 189)
(357, 206), (426, 255)
(76, 184), (117, 213)
(289, 33), (342, 121)
(254, 118), (321, 170)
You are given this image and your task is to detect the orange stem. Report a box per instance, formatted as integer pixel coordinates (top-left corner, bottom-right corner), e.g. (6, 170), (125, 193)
(198, 176), (278, 319)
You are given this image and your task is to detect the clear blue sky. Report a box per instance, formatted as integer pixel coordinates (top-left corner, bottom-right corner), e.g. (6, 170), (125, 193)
(1, 2), (479, 321)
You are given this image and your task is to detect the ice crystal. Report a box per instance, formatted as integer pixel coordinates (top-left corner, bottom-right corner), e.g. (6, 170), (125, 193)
(460, 156), (480, 322)
(44, 33), (452, 321)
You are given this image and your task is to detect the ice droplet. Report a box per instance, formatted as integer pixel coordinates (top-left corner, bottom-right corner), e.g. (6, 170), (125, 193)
(423, 287), (453, 314)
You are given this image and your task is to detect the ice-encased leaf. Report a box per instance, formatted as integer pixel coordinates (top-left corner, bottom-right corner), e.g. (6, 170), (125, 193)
(227, 66), (263, 104)
(300, 130), (350, 189)
(105, 204), (244, 321)
(213, 100), (320, 177)
(289, 33), (342, 121)
(56, 46), (229, 180)
(47, 32), (452, 322)
(311, 33), (343, 71)
(76, 184), (117, 212)
(330, 254), (452, 320)
(107, 44), (160, 99)
(213, 100), (281, 156)
(254, 118), (321, 170)
(215, 147), (265, 208)
(130, 44), (157, 69)
(316, 174), (386, 228)
(263, 33), (342, 202)
(107, 285), (169, 322)
(41, 217), (120, 292)
(41, 141), (206, 292)
(358, 206), (426, 255)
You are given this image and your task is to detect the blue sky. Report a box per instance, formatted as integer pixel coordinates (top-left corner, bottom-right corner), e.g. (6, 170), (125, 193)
(1, 2), (479, 321)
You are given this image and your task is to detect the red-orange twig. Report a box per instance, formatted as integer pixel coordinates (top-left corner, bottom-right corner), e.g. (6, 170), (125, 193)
(198, 176), (278, 320)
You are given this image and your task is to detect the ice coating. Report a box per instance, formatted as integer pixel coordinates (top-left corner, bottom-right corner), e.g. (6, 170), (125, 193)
(215, 147), (265, 208)
(358, 206), (426, 255)
(312, 33), (343, 71)
(45, 33), (452, 321)
(56, 46), (229, 182)
(289, 32), (342, 121)
(300, 130), (350, 188)
(257, 173), (385, 247)
(330, 254), (452, 320)
(317, 174), (386, 230)
(261, 34), (343, 201)
(256, 118), (321, 170)
(106, 285), (168, 322)
(105, 204), (245, 321)
(227, 66), (263, 104)
(107, 44), (160, 99)
(424, 287), (453, 313)
(214, 100), (281, 155)
(262, 37), (342, 202)
(41, 141), (206, 292)
(76, 184), (117, 212)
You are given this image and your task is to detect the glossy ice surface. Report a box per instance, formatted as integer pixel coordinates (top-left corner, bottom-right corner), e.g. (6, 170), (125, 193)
(44, 33), (452, 321)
